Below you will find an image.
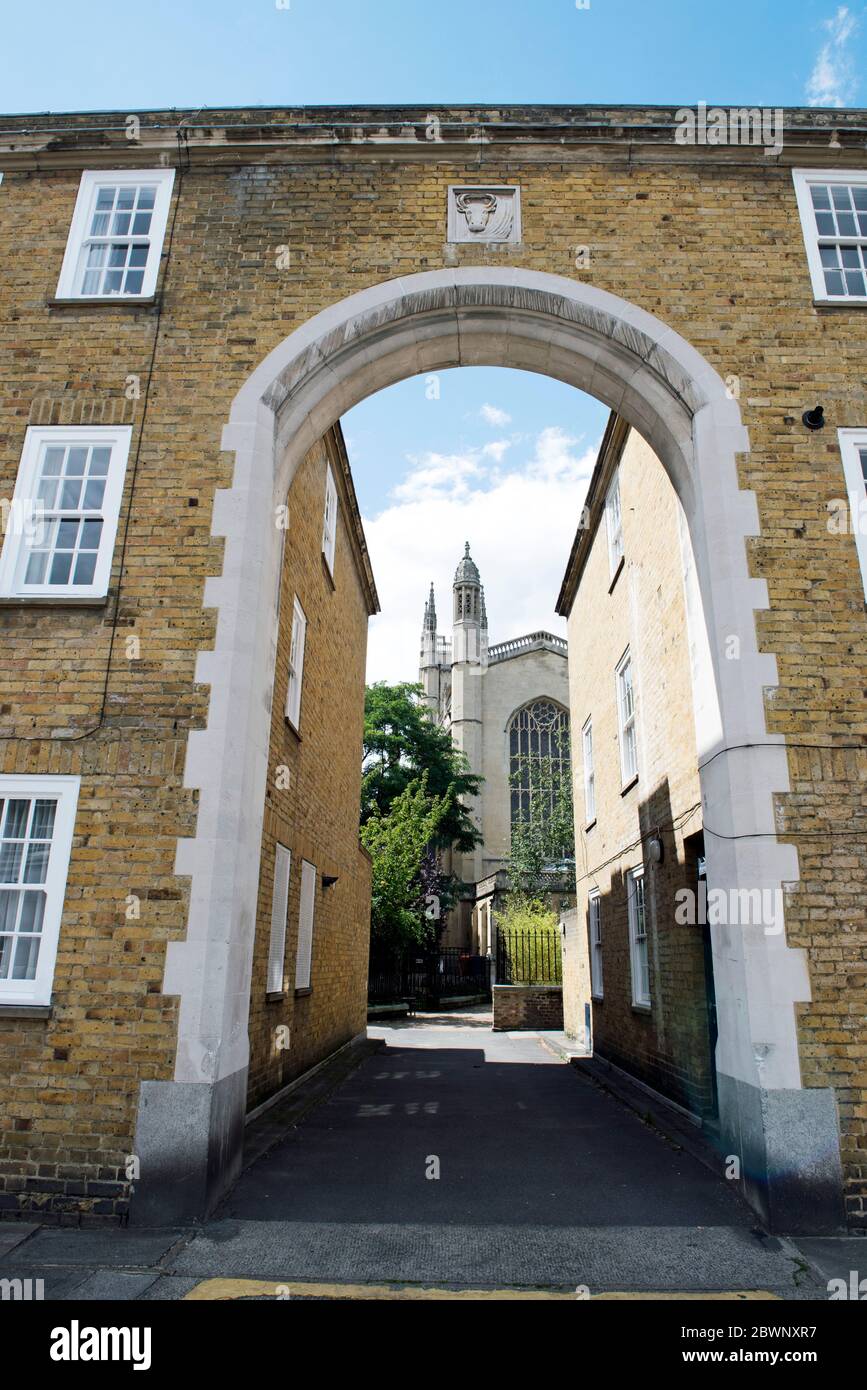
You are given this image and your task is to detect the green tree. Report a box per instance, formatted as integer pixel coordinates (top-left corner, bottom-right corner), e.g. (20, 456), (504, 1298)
(362, 682), (481, 853)
(360, 774), (451, 951)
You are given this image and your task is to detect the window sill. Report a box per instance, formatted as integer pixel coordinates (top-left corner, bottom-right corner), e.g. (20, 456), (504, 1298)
(284, 717), (302, 742)
(294, 986), (312, 999)
(585, 817), (597, 833)
(620, 774), (639, 797)
(631, 1002), (652, 1015)
(811, 297), (867, 310)
(608, 555), (625, 594)
(0, 1003), (52, 1018)
(47, 295), (159, 312)
(0, 593), (109, 609)
(591, 993), (603, 1003)
(321, 553), (336, 590)
(265, 991), (285, 1004)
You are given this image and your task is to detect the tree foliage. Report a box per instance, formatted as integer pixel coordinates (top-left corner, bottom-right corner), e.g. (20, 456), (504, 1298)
(360, 774), (451, 951)
(362, 682), (481, 853)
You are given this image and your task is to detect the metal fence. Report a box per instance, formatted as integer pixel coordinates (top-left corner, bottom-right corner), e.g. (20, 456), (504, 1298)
(368, 946), (491, 1007)
(495, 927), (562, 985)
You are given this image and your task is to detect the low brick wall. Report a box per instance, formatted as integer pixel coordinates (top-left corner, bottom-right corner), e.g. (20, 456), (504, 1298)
(492, 985), (564, 1031)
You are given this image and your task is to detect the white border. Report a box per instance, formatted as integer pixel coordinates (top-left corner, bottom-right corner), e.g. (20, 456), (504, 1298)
(0, 774), (80, 1006)
(836, 428), (867, 596)
(0, 425), (131, 601)
(792, 168), (867, 306)
(55, 168), (175, 300)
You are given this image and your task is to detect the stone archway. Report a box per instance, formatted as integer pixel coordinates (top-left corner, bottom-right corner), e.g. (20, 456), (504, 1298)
(133, 268), (843, 1230)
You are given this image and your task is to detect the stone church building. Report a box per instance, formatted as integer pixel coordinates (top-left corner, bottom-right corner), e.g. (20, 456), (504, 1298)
(419, 545), (572, 952)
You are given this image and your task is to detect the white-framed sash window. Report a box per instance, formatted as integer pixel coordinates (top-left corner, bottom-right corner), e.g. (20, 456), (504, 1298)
(267, 844), (291, 996)
(589, 892), (603, 999)
(295, 859), (317, 990)
(322, 462), (338, 576)
(627, 868), (650, 1007)
(0, 425), (131, 601)
(582, 717), (596, 824)
(56, 168), (175, 300)
(616, 649), (638, 786)
(605, 470), (624, 575)
(0, 775), (80, 1006)
(793, 169), (867, 305)
(285, 596), (307, 730)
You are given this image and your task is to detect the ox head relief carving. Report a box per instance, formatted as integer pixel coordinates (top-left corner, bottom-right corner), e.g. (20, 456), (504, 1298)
(447, 186), (521, 244)
(455, 190), (499, 234)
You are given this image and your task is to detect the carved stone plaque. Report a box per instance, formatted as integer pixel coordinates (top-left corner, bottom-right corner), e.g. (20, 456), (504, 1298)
(447, 185), (521, 245)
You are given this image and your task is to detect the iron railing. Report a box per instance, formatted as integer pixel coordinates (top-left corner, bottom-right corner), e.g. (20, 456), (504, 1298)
(495, 927), (562, 985)
(368, 946), (491, 1006)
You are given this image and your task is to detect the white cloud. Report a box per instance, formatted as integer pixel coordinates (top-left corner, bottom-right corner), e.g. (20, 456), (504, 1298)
(480, 403), (512, 427)
(362, 427), (597, 684)
(806, 6), (859, 107)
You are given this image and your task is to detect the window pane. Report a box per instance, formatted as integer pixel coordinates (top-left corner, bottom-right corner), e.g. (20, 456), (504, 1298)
(124, 270), (144, 295)
(83, 479), (106, 510)
(18, 890), (46, 933)
(56, 519), (79, 550)
(24, 551), (48, 584)
(23, 843), (50, 885)
(12, 934), (40, 980)
(3, 800), (30, 839)
(89, 447), (111, 476)
(42, 448), (65, 477)
(73, 552), (97, 585)
(31, 801), (56, 839)
(0, 891), (18, 933)
(49, 552), (73, 585)
(0, 843), (23, 882)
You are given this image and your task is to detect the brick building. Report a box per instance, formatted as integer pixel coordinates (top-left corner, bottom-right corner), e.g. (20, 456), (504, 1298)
(0, 104), (864, 1230)
(558, 416), (717, 1119)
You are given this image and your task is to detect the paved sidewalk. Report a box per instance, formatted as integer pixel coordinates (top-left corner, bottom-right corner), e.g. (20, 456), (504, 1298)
(0, 1013), (859, 1300)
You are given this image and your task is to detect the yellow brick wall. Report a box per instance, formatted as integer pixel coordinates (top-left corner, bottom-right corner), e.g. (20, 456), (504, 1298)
(246, 430), (372, 1110)
(563, 427), (715, 1115)
(0, 109), (862, 1222)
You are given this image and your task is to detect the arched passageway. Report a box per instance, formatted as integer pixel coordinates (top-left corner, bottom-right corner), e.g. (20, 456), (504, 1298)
(136, 269), (842, 1231)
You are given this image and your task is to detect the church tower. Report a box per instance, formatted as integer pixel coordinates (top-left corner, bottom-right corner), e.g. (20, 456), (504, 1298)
(418, 582), (440, 714)
(450, 543), (484, 888)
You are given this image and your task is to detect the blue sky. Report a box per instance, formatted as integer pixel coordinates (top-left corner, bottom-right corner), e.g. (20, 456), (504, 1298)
(2, 2), (864, 112)
(4, 1), (863, 680)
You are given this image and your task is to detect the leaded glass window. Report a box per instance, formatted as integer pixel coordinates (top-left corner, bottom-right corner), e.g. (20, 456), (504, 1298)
(509, 698), (571, 827)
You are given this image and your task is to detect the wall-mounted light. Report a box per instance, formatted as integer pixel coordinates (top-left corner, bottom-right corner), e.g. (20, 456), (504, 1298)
(802, 405), (825, 431)
(321, 874), (339, 890)
(648, 834), (665, 866)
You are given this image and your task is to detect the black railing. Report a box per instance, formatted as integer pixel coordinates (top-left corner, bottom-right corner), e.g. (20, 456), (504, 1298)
(368, 946), (491, 1006)
(495, 927), (562, 985)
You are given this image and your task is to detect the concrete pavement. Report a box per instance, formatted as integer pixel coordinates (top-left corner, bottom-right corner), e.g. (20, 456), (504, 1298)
(0, 1010), (859, 1299)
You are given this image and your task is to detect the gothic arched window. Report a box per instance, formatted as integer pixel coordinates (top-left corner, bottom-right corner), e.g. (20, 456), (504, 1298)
(509, 699), (571, 828)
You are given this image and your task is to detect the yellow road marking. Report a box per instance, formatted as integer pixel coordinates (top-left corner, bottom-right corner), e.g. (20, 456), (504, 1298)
(184, 1278), (780, 1302)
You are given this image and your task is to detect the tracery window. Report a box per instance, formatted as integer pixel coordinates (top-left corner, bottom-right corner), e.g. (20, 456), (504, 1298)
(508, 699), (571, 827)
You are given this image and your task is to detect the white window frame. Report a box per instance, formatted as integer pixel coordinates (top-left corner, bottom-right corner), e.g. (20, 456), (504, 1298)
(56, 168), (175, 301)
(322, 462), (339, 577)
(605, 470), (624, 576)
(837, 429), (867, 597)
(627, 868), (650, 1008)
(582, 717), (596, 825)
(285, 596), (307, 731)
(295, 859), (317, 990)
(267, 844), (291, 996)
(792, 169), (867, 306)
(616, 648), (638, 787)
(0, 425), (131, 602)
(0, 775), (80, 1006)
(589, 892), (603, 999)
